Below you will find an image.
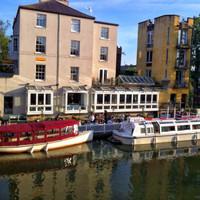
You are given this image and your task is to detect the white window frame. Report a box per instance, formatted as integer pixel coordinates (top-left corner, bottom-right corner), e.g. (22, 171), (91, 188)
(36, 14), (46, 28)
(71, 19), (80, 32)
(27, 90), (53, 115)
(100, 47), (108, 61)
(99, 68), (108, 84)
(35, 64), (45, 81)
(70, 40), (80, 56)
(36, 36), (46, 54)
(101, 27), (109, 39)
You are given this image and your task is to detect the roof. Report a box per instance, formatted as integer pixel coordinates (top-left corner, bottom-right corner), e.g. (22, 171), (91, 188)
(19, 0), (95, 20)
(26, 85), (53, 91)
(117, 75), (155, 86)
(91, 85), (158, 92)
(62, 85), (88, 91)
(95, 21), (118, 27)
(0, 120), (78, 133)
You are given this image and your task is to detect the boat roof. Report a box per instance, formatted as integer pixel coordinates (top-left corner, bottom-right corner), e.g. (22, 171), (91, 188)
(0, 120), (78, 133)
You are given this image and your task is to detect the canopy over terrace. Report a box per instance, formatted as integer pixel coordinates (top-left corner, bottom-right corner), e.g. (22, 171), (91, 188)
(117, 75), (155, 86)
(0, 120), (78, 133)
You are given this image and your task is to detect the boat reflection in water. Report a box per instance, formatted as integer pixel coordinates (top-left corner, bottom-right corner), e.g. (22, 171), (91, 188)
(1, 140), (200, 199)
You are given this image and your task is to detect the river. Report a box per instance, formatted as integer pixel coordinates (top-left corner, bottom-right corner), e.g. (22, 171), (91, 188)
(1, 140), (200, 200)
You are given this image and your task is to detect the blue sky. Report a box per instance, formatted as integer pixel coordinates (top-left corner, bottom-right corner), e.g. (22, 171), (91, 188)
(1, 0), (200, 64)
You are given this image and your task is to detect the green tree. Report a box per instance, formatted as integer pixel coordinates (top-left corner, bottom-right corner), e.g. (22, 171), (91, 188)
(190, 16), (200, 108)
(0, 19), (10, 64)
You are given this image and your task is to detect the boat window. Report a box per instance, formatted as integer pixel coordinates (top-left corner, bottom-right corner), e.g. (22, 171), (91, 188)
(161, 126), (175, 132)
(177, 125), (190, 131)
(141, 128), (145, 134)
(192, 124), (200, 130)
(146, 128), (151, 133)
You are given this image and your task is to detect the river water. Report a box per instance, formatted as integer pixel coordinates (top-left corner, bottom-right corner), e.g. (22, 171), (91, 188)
(1, 140), (200, 200)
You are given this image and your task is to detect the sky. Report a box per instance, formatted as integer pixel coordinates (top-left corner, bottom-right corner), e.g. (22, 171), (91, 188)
(1, 0), (200, 64)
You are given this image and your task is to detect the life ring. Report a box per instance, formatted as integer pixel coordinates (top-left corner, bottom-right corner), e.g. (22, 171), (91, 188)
(192, 134), (197, 145)
(172, 136), (177, 145)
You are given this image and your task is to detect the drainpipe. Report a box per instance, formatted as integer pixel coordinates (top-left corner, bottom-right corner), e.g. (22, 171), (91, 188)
(56, 14), (60, 113)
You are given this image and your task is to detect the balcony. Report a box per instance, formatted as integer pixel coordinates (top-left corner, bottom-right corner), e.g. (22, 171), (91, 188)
(174, 81), (188, 89)
(176, 41), (190, 49)
(146, 43), (153, 48)
(161, 79), (170, 87)
(175, 61), (188, 70)
(92, 78), (115, 86)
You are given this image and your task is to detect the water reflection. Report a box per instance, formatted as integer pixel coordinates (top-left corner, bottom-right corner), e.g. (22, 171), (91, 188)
(1, 141), (200, 199)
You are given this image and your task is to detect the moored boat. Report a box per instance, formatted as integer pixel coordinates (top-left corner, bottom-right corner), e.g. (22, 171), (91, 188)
(0, 119), (93, 153)
(112, 117), (200, 145)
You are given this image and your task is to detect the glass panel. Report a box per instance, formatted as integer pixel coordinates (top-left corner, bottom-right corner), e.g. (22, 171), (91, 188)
(104, 94), (110, 104)
(133, 95), (138, 103)
(38, 94), (44, 105)
(97, 94), (103, 104)
(112, 94), (117, 104)
(120, 94), (125, 104)
(46, 94), (51, 105)
(30, 107), (36, 111)
(153, 95), (157, 103)
(147, 95), (151, 103)
(126, 94), (132, 104)
(30, 94), (36, 105)
(141, 95), (145, 103)
(45, 107), (52, 111)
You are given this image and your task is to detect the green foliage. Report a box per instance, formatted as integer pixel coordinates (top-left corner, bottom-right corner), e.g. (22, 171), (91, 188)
(0, 20), (10, 64)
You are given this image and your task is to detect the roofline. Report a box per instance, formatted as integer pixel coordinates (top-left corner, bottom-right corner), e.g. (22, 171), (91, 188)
(95, 21), (118, 27)
(154, 14), (180, 20)
(138, 19), (151, 25)
(18, 6), (95, 20)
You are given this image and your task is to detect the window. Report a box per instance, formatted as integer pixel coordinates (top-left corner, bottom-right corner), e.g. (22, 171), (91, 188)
(166, 48), (168, 64)
(28, 92), (53, 114)
(181, 30), (188, 45)
(70, 40), (80, 56)
(145, 69), (151, 77)
(176, 49), (186, 66)
(4, 96), (13, 114)
(161, 126), (175, 132)
(70, 67), (79, 82)
(153, 95), (157, 103)
(100, 47), (108, 61)
(101, 27), (109, 39)
(120, 94), (125, 104)
(36, 14), (46, 28)
(104, 94), (110, 104)
(112, 94), (117, 104)
(141, 95), (145, 103)
(99, 69), (108, 83)
(147, 31), (153, 46)
(126, 94), (132, 104)
(71, 19), (80, 32)
(35, 64), (45, 80)
(13, 38), (18, 52)
(97, 94), (103, 104)
(146, 51), (153, 63)
(147, 95), (151, 103)
(133, 95), (138, 103)
(177, 125), (190, 131)
(36, 36), (46, 53)
(167, 27), (170, 45)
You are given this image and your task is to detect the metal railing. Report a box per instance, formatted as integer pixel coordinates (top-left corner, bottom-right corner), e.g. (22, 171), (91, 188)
(79, 123), (121, 134)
